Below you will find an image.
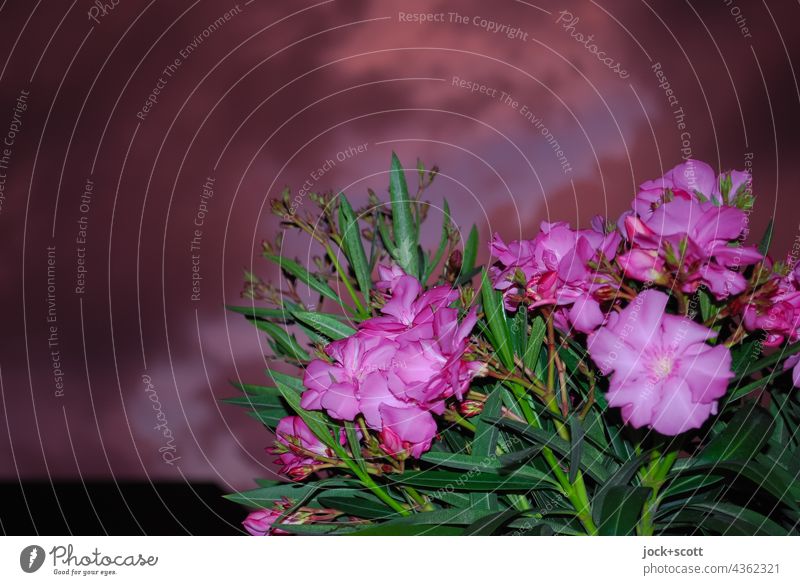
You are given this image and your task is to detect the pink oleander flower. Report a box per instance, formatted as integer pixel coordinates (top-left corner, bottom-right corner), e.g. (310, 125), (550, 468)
(301, 333), (395, 421)
(588, 289), (733, 435)
(619, 160), (762, 298)
(378, 404), (438, 458)
(243, 508), (291, 536)
(360, 273), (458, 341)
(490, 220), (620, 333)
(272, 416), (345, 480)
(742, 263), (800, 348)
(300, 269), (482, 458)
(375, 263), (406, 291)
(243, 498), (342, 536)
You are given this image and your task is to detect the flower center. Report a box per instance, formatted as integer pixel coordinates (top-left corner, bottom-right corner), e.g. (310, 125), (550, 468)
(650, 354), (675, 380)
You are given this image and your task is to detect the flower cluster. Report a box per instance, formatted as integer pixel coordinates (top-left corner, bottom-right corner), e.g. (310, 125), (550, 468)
(300, 267), (482, 458)
(243, 497), (342, 536)
(489, 160), (769, 434)
(489, 220), (621, 333)
(742, 262), (800, 386)
(270, 415), (350, 480)
(618, 160), (761, 298)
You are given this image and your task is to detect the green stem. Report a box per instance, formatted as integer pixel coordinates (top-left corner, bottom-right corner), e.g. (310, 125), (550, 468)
(328, 437), (408, 516)
(354, 467), (409, 516)
(404, 486), (434, 512)
(638, 449), (679, 536)
(510, 380), (597, 535)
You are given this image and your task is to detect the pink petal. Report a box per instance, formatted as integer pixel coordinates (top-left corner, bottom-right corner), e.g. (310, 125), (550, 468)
(650, 380), (715, 435)
(567, 296), (605, 334)
(678, 344), (732, 404)
(319, 381), (360, 421)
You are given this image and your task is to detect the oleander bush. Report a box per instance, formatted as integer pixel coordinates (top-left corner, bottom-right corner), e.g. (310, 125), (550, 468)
(224, 154), (800, 535)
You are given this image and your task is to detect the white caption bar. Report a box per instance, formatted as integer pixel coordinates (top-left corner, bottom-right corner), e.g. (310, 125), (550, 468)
(0, 536), (797, 583)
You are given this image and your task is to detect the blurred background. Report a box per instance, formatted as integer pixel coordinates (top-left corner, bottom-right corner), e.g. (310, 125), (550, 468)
(1, 0), (799, 534)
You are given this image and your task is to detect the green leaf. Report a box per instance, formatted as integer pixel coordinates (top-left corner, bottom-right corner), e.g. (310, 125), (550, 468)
(464, 508), (522, 535)
(272, 522), (356, 535)
(338, 195), (372, 298)
(523, 316), (546, 372)
(496, 445), (542, 468)
(265, 369), (305, 393)
(730, 337), (760, 377)
(596, 486), (649, 535)
(386, 469), (553, 492)
(318, 495), (398, 520)
(419, 452), (560, 488)
(376, 209), (398, 257)
(222, 394), (283, 408)
(671, 459), (800, 512)
(568, 416), (585, 484)
(592, 452), (650, 526)
(276, 378), (340, 452)
(490, 417), (610, 483)
(757, 219), (774, 256)
(423, 199), (451, 283)
(510, 308), (527, 356)
(471, 384), (503, 458)
(224, 479), (353, 508)
(458, 224), (479, 285)
(661, 473), (723, 501)
(388, 152), (419, 278)
(696, 288), (715, 323)
(480, 269), (514, 369)
(251, 320), (310, 361)
(245, 408), (287, 429)
(470, 383), (503, 511)
(348, 524), (464, 536)
(344, 420), (367, 474)
(229, 380), (280, 397)
(699, 407), (772, 462)
(347, 507), (506, 534)
(290, 310), (356, 340)
(263, 253), (341, 305)
(674, 502), (788, 535)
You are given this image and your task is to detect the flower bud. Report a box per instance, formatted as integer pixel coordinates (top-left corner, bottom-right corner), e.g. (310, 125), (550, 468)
(459, 400), (484, 418)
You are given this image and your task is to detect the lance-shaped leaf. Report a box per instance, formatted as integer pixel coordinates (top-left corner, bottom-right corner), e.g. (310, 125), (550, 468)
(699, 407), (772, 463)
(338, 195), (372, 298)
(480, 269), (514, 369)
(419, 452), (559, 488)
(423, 199), (452, 283)
(489, 417), (610, 483)
(458, 224), (479, 285)
(290, 310), (356, 340)
(386, 469), (550, 492)
(317, 494), (399, 520)
(252, 320), (310, 362)
(568, 416), (585, 484)
(523, 315), (546, 372)
(596, 485), (649, 535)
(464, 508), (523, 535)
(388, 152), (419, 278)
(757, 219), (773, 256)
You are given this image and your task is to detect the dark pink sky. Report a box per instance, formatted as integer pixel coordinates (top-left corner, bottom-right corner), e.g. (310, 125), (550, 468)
(1, 0), (799, 493)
